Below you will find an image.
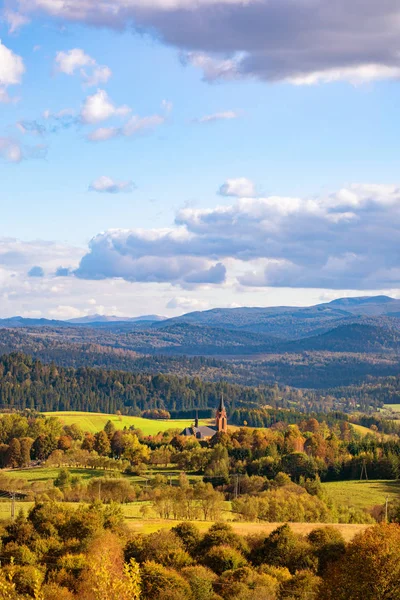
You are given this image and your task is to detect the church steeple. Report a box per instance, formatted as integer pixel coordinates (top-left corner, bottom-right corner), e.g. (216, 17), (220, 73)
(215, 393), (228, 433)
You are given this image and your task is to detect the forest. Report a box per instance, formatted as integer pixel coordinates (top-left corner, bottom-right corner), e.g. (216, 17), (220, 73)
(0, 352), (396, 417)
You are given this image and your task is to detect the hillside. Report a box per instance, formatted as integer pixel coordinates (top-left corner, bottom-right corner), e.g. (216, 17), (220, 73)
(287, 323), (400, 353)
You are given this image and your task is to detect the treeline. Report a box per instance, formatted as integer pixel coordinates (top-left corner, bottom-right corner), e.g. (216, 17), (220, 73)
(0, 352), (374, 416)
(0, 502), (400, 599)
(231, 407), (400, 435)
(0, 353), (279, 414)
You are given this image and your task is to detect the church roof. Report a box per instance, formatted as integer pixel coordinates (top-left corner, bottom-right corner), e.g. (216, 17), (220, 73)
(181, 425), (217, 439)
(218, 394), (226, 412)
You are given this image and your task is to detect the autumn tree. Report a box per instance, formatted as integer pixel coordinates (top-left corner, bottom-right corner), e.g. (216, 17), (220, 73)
(320, 523), (400, 600)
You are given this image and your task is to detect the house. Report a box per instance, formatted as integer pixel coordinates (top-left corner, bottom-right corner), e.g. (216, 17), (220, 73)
(181, 396), (228, 440)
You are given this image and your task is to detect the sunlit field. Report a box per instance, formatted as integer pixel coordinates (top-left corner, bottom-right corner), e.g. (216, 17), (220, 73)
(44, 411), (210, 434)
(322, 480), (400, 511)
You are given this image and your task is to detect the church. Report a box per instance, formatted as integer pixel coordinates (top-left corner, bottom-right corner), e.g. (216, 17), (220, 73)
(181, 396), (228, 440)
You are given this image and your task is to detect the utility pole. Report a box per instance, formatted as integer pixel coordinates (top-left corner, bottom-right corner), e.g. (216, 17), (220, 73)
(385, 496), (389, 523)
(98, 481), (101, 502)
(360, 459), (368, 481)
(11, 493), (15, 520)
(233, 474), (239, 499)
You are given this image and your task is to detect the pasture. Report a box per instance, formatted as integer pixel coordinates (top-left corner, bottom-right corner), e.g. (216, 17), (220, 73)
(0, 498), (371, 542)
(322, 479), (400, 511)
(383, 404), (400, 412)
(44, 411), (210, 434)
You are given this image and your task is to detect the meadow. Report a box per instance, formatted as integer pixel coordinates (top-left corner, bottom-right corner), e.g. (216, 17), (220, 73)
(322, 479), (400, 511)
(383, 404), (400, 412)
(0, 498), (370, 542)
(44, 411), (210, 434)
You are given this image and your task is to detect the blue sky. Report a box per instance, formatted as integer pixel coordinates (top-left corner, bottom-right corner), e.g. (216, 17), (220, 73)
(1, 1), (400, 318)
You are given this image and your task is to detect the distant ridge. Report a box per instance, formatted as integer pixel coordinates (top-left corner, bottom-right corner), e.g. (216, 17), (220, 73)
(68, 314), (167, 324)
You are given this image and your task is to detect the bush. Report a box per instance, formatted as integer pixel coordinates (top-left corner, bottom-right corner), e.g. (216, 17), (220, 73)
(203, 545), (248, 575)
(140, 561), (192, 600)
(182, 565), (217, 600)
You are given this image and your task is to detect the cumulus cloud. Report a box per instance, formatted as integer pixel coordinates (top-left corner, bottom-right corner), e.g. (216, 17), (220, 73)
(76, 230), (226, 287)
(54, 48), (112, 86)
(89, 176), (135, 194)
(80, 89), (130, 124)
(0, 40), (25, 102)
(11, 0), (400, 85)
(219, 178), (256, 197)
(74, 183), (400, 290)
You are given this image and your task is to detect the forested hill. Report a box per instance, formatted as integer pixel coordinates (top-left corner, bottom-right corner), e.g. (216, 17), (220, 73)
(0, 352), (283, 414)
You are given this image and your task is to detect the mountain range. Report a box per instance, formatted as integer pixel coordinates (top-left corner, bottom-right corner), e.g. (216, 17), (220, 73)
(1, 296), (400, 357)
(1, 296), (400, 390)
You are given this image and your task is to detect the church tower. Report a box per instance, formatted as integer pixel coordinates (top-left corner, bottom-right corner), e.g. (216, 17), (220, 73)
(215, 394), (228, 433)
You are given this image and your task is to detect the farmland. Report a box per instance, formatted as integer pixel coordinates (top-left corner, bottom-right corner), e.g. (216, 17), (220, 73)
(44, 411), (210, 434)
(322, 479), (400, 511)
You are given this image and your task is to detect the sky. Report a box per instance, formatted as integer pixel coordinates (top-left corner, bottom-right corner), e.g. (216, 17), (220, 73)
(1, 0), (400, 319)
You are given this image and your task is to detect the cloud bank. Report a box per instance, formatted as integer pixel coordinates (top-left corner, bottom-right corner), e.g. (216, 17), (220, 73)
(75, 183), (400, 290)
(10, 0), (400, 85)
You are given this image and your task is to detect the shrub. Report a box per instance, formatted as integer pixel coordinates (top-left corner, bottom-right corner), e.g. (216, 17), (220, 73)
(203, 545), (248, 575)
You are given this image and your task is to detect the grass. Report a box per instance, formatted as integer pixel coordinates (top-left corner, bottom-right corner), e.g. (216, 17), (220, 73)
(383, 404), (400, 412)
(351, 424), (374, 436)
(0, 498), (370, 542)
(44, 411), (210, 435)
(5, 467), (108, 483)
(123, 517), (370, 541)
(322, 479), (400, 511)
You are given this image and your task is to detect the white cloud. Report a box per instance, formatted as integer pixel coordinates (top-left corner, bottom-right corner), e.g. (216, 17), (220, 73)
(0, 137), (47, 162)
(89, 176), (135, 194)
(194, 110), (240, 124)
(3, 10), (30, 33)
(286, 64), (400, 86)
(49, 305), (83, 319)
(55, 48), (112, 86)
(0, 137), (23, 162)
(81, 89), (130, 124)
(0, 40), (25, 102)
(219, 178), (256, 198)
(87, 127), (120, 142)
(55, 48), (95, 74)
(167, 296), (209, 311)
(185, 52), (240, 81)
(87, 109), (167, 142)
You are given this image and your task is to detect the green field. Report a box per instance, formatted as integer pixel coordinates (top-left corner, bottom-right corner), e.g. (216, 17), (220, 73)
(351, 423), (374, 436)
(5, 467), (108, 483)
(383, 404), (400, 412)
(322, 480), (400, 511)
(44, 411), (210, 434)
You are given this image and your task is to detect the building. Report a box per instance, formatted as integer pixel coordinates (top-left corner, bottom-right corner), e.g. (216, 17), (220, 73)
(181, 396), (228, 440)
